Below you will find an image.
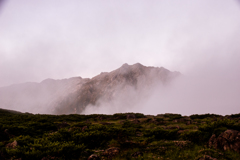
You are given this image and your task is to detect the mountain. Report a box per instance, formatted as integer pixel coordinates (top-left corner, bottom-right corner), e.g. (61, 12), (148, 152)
(0, 63), (180, 114)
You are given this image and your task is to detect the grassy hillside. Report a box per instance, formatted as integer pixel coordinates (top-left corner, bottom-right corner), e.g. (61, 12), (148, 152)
(0, 108), (240, 159)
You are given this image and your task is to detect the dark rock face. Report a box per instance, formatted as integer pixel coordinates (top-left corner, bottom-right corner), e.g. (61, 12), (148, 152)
(209, 129), (240, 153)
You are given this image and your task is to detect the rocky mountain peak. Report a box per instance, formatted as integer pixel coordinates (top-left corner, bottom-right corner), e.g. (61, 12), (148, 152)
(0, 63), (180, 114)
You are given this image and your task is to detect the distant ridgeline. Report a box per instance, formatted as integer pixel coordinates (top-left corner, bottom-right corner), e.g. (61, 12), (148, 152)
(0, 63), (180, 114)
(0, 108), (240, 159)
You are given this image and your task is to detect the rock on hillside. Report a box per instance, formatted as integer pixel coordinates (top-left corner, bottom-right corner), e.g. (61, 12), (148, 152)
(0, 63), (180, 114)
(209, 129), (240, 153)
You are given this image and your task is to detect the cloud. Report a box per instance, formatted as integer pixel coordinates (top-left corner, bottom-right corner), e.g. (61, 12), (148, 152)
(83, 58), (240, 116)
(0, 0), (5, 8)
(0, 0), (240, 115)
(0, 0), (240, 87)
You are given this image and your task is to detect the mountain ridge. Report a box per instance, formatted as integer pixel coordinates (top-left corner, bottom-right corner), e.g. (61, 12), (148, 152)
(0, 63), (180, 114)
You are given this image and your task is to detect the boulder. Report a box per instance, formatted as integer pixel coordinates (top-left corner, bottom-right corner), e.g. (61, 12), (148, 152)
(208, 129), (240, 153)
(102, 147), (120, 158)
(82, 126), (88, 132)
(6, 140), (18, 149)
(198, 155), (217, 160)
(208, 134), (217, 149)
(88, 154), (100, 160)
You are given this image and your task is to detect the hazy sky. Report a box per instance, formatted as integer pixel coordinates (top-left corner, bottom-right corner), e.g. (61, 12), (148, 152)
(0, 0), (240, 87)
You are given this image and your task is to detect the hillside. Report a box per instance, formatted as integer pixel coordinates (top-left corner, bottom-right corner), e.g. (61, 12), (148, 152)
(0, 63), (180, 114)
(0, 109), (240, 159)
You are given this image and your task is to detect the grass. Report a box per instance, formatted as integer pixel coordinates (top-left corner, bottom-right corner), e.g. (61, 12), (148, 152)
(0, 108), (240, 159)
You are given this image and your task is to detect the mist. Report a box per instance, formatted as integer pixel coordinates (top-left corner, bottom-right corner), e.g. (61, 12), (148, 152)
(83, 61), (240, 116)
(0, 0), (240, 115)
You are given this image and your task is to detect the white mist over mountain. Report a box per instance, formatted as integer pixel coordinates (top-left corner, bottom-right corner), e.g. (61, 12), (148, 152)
(83, 62), (240, 116)
(0, 0), (240, 86)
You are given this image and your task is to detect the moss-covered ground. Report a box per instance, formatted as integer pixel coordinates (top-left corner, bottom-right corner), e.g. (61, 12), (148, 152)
(0, 108), (240, 159)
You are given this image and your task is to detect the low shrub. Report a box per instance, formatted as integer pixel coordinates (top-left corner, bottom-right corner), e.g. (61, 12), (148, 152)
(144, 128), (178, 140)
(163, 114), (182, 120)
(180, 130), (210, 144)
(190, 114), (221, 120)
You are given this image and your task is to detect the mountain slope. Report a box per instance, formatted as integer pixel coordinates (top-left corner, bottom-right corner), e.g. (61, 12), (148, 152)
(0, 77), (87, 113)
(0, 63), (180, 114)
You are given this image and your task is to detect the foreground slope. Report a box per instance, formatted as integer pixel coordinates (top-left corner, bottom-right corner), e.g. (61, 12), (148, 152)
(0, 109), (240, 159)
(0, 63), (180, 114)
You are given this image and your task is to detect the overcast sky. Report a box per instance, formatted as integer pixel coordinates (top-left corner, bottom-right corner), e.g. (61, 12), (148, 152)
(0, 0), (240, 87)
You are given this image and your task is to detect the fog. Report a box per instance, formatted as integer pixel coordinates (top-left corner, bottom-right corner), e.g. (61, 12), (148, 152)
(0, 0), (240, 115)
(83, 61), (240, 116)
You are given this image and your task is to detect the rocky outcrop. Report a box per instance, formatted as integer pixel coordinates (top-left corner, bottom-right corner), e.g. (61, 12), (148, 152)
(102, 147), (120, 158)
(208, 129), (240, 153)
(198, 155), (217, 160)
(54, 63), (179, 114)
(87, 154), (100, 160)
(6, 140), (18, 149)
(82, 126), (88, 132)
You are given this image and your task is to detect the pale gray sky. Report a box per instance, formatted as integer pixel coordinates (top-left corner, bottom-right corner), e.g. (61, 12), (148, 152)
(0, 0), (240, 87)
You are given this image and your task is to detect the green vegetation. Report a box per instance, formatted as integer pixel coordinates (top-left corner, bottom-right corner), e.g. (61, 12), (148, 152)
(0, 108), (240, 159)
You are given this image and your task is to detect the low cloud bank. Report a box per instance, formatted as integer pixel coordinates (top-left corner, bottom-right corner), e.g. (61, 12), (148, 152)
(83, 56), (240, 116)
